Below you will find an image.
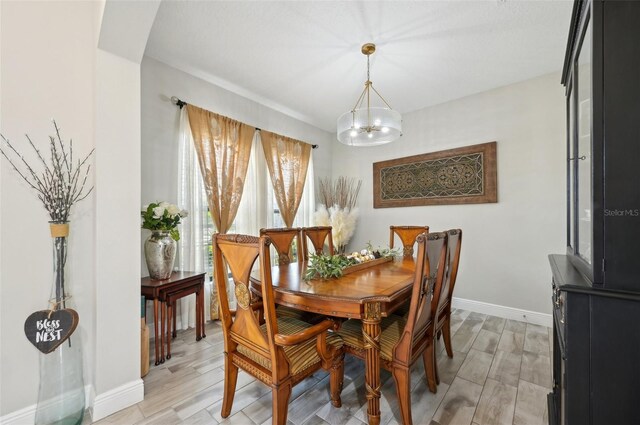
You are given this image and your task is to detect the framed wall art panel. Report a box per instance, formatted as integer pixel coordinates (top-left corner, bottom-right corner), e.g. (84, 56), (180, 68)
(373, 141), (497, 208)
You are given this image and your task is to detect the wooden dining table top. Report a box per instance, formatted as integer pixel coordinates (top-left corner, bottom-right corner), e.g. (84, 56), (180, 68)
(249, 256), (417, 319)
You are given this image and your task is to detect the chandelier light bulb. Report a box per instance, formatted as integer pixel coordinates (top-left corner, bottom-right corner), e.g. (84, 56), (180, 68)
(350, 130), (358, 137)
(368, 133), (373, 139)
(374, 119), (381, 126)
(381, 127), (389, 133)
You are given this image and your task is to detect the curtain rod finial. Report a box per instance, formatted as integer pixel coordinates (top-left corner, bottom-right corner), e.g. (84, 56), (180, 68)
(171, 96), (186, 109)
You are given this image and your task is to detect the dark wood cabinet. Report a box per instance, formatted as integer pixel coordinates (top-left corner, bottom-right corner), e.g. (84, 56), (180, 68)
(549, 1), (640, 424)
(548, 256), (640, 425)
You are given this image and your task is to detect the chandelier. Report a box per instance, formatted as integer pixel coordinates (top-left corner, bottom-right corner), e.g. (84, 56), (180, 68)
(337, 43), (402, 146)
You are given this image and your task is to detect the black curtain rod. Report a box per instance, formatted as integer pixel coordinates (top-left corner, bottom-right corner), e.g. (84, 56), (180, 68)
(171, 96), (318, 149)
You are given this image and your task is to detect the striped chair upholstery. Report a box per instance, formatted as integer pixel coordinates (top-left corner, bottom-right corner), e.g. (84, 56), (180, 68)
(238, 316), (344, 375)
(338, 315), (406, 361)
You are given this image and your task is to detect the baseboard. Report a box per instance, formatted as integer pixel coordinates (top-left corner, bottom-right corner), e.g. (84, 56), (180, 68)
(0, 385), (93, 425)
(91, 379), (144, 422)
(0, 403), (35, 425)
(452, 296), (552, 327)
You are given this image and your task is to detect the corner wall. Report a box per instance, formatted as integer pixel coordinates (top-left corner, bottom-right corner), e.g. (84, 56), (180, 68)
(333, 73), (566, 316)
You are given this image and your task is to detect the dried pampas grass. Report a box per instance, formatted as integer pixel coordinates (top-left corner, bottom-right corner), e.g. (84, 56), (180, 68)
(318, 176), (361, 210)
(314, 176), (362, 253)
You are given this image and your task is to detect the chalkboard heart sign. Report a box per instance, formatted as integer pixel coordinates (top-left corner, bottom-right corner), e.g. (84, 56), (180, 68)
(24, 309), (79, 354)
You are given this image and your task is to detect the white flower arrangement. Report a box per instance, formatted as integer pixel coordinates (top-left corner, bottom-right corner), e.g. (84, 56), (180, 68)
(141, 202), (188, 241)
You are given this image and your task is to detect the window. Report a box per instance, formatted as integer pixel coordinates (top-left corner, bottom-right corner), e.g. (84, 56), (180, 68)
(197, 143), (315, 275)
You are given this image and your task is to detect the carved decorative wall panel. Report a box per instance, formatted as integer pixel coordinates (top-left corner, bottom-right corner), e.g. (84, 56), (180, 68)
(373, 142), (497, 208)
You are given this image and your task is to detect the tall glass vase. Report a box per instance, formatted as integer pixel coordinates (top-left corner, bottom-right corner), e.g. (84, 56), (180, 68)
(35, 222), (85, 425)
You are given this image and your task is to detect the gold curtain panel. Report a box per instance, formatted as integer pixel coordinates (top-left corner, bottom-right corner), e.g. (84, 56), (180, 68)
(260, 131), (312, 227)
(186, 104), (254, 319)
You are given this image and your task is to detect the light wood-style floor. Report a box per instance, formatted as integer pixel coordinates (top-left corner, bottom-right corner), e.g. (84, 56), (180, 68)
(93, 310), (552, 425)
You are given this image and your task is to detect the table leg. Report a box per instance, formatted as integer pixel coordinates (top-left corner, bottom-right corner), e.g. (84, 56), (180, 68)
(166, 301), (172, 360)
(195, 289), (202, 341)
(160, 301), (166, 364)
(199, 283), (206, 339)
(153, 298), (160, 366)
(172, 301), (177, 339)
(362, 302), (382, 425)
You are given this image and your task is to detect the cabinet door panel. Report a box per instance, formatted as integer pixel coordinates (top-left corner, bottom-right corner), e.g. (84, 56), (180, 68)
(575, 17), (592, 265)
(567, 84), (575, 252)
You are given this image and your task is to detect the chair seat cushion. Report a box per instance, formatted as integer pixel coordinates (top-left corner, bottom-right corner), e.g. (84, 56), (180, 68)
(237, 316), (343, 375)
(337, 315), (407, 361)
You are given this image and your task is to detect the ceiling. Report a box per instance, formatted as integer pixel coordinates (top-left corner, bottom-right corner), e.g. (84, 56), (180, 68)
(145, 1), (573, 132)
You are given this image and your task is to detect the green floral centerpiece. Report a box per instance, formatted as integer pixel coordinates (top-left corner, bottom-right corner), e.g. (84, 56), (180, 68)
(141, 202), (188, 280)
(304, 254), (355, 280)
(303, 245), (400, 281)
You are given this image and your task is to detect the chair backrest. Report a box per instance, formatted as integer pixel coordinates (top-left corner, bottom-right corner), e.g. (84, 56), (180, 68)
(260, 227), (302, 265)
(389, 225), (430, 257)
(213, 233), (289, 381)
(437, 229), (462, 313)
(301, 226), (334, 259)
(393, 232), (448, 363)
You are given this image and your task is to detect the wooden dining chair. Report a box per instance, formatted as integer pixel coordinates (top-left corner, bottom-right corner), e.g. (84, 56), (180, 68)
(391, 226), (429, 317)
(435, 229), (462, 358)
(260, 227), (314, 321)
(260, 227), (302, 265)
(301, 226), (334, 260)
(337, 232), (448, 425)
(389, 225), (430, 257)
(213, 233), (345, 425)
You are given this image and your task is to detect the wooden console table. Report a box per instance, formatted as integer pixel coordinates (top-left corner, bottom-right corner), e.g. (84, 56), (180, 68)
(141, 271), (206, 365)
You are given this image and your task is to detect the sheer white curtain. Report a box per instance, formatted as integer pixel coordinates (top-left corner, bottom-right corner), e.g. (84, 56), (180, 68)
(176, 108), (212, 330)
(234, 133), (314, 233)
(175, 119), (316, 324)
(234, 133), (274, 235)
(238, 132), (315, 266)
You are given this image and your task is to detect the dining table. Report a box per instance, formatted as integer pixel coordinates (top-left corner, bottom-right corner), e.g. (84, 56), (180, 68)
(250, 256), (417, 425)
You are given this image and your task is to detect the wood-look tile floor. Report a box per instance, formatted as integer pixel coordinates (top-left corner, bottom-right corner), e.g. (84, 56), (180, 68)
(93, 310), (552, 425)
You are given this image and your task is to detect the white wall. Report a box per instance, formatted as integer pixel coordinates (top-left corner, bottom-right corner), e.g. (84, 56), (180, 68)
(333, 73), (566, 315)
(1, 1), (151, 421)
(93, 48), (143, 416)
(0, 1), (97, 416)
(140, 57), (334, 273)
